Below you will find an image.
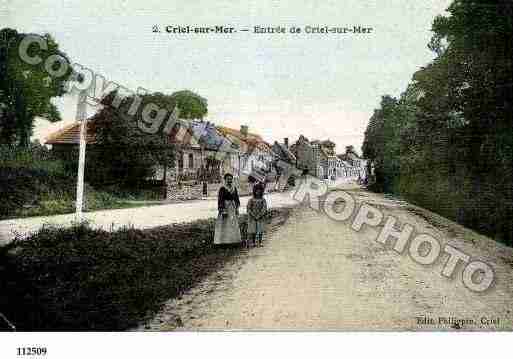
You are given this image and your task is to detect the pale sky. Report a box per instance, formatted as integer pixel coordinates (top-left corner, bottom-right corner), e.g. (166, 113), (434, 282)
(2, 0), (451, 154)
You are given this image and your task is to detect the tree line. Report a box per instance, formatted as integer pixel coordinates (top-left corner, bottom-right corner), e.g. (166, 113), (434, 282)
(362, 0), (513, 244)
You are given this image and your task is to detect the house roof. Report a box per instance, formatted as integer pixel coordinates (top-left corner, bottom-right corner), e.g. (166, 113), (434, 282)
(272, 142), (296, 163)
(187, 121), (238, 152)
(217, 125), (273, 154)
(44, 120), (96, 145)
(45, 117), (238, 153)
(217, 126), (262, 141)
(321, 139), (335, 147)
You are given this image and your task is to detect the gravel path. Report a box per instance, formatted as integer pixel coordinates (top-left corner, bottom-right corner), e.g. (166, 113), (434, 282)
(139, 189), (513, 331)
(0, 191), (298, 245)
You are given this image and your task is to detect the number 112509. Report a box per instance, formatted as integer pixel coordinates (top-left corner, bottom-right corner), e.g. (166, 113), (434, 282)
(17, 347), (47, 356)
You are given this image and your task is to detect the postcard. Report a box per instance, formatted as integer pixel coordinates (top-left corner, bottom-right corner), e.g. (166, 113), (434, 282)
(1, 0), (512, 357)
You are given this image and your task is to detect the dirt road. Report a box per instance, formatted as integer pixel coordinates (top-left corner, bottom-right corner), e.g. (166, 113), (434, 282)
(0, 191), (297, 245)
(140, 189), (513, 331)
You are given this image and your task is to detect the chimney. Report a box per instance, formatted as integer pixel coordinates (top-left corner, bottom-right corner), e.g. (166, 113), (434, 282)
(284, 137), (289, 148)
(240, 125), (249, 137)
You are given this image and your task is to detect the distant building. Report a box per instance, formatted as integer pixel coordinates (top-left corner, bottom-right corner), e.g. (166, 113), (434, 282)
(337, 146), (369, 181)
(272, 138), (297, 165)
(292, 137), (368, 182)
(292, 136), (339, 180)
(217, 124), (275, 182)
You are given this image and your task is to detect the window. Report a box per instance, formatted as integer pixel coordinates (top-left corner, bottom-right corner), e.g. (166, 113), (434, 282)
(188, 153), (194, 168)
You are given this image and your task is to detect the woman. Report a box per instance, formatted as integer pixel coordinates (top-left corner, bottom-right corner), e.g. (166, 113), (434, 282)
(214, 173), (242, 245)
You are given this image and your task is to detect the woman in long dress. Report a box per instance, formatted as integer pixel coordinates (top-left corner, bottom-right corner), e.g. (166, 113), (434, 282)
(214, 173), (242, 245)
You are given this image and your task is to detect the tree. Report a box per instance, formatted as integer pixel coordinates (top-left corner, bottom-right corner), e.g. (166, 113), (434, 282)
(0, 28), (72, 146)
(86, 91), (177, 186)
(169, 90), (207, 119)
(362, 0), (513, 243)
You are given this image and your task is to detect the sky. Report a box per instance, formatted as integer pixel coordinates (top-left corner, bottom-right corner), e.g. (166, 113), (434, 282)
(2, 0), (451, 154)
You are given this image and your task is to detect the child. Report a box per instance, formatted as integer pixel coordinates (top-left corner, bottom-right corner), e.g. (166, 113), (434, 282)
(246, 182), (268, 247)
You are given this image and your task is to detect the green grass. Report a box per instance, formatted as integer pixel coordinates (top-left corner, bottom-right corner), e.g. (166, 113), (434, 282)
(0, 144), (165, 220)
(12, 186), (164, 219)
(0, 208), (292, 331)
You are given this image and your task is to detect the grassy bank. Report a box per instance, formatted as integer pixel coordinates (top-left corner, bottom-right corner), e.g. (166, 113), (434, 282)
(0, 208), (292, 331)
(0, 166), (163, 219)
(0, 145), (163, 220)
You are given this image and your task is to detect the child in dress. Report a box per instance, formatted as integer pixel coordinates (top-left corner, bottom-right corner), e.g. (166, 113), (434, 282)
(246, 182), (267, 247)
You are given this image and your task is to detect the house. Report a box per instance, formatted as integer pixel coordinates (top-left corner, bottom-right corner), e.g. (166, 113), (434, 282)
(270, 138), (299, 189)
(165, 119), (240, 183)
(291, 136), (338, 179)
(217, 125), (275, 182)
(337, 146), (369, 181)
(291, 136), (370, 183)
(290, 135), (316, 175)
(272, 138), (297, 165)
(335, 157), (359, 182)
(44, 117), (97, 159)
(44, 117), (240, 199)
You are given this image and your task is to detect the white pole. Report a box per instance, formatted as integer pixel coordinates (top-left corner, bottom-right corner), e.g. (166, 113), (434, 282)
(75, 90), (88, 223)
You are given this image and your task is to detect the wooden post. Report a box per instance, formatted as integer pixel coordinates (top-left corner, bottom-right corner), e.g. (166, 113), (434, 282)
(75, 90), (88, 223)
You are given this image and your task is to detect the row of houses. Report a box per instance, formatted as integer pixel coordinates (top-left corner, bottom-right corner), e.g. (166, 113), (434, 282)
(289, 135), (369, 183)
(44, 117), (369, 199)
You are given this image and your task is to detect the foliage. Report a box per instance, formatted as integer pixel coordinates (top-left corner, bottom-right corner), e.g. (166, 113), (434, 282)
(0, 143), (75, 218)
(0, 144), (162, 219)
(86, 88), (208, 185)
(0, 28), (72, 146)
(0, 208), (291, 330)
(169, 89), (208, 119)
(86, 91), (177, 186)
(362, 0), (513, 244)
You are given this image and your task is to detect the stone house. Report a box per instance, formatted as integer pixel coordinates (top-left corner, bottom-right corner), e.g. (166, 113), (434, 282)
(291, 136), (339, 179)
(290, 135), (316, 175)
(291, 136), (369, 182)
(44, 117), (240, 200)
(164, 120), (239, 184)
(217, 125), (275, 182)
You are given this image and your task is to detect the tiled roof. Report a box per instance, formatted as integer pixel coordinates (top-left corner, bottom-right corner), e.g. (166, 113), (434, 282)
(217, 126), (263, 143)
(217, 126), (273, 153)
(188, 121), (238, 152)
(44, 120), (96, 145)
(45, 117), (238, 153)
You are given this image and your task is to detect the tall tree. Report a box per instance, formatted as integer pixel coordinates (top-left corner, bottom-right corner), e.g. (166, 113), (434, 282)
(86, 91), (177, 186)
(169, 90), (208, 119)
(0, 28), (72, 146)
(363, 0), (513, 243)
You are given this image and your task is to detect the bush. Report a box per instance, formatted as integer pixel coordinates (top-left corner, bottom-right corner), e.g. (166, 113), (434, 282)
(0, 144), (163, 219)
(0, 143), (73, 176)
(0, 166), (75, 218)
(0, 208), (291, 331)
